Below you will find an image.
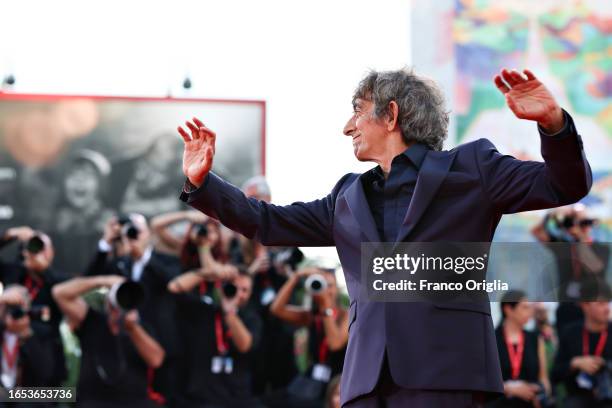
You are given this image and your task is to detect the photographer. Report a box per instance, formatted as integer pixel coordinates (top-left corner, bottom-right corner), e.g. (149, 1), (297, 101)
(531, 205), (610, 333)
(52, 275), (165, 408)
(86, 214), (181, 405)
(229, 176), (302, 395)
(170, 268), (264, 408)
(488, 291), (552, 408)
(0, 227), (67, 387)
(552, 281), (612, 408)
(0, 285), (58, 406)
(266, 267), (348, 408)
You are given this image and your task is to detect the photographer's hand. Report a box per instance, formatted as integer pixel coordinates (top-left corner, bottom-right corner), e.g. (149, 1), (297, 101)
(0, 287), (28, 307)
(4, 226), (35, 243)
(102, 216), (121, 246)
(221, 292), (240, 316)
(178, 117), (216, 188)
(571, 355), (605, 375)
(247, 252), (270, 275)
(221, 294), (253, 353)
(504, 381), (539, 402)
(123, 310), (165, 369)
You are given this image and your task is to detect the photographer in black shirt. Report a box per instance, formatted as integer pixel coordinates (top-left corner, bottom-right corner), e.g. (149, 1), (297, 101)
(0, 227), (67, 387)
(86, 214), (181, 405)
(52, 274), (165, 408)
(169, 267), (263, 408)
(267, 267), (348, 408)
(0, 284), (59, 406)
(552, 281), (612, 408)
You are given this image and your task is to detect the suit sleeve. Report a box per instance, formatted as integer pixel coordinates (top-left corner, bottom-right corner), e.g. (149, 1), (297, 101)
(179, 173), (352, 247)
(476, 111), (592, 214)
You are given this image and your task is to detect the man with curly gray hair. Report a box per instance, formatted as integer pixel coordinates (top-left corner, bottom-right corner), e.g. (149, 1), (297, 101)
(178, 67), (591, 407)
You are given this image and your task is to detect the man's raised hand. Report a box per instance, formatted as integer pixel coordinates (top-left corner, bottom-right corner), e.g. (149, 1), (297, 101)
(494, 68), (564, 134)
(178, 117), (216, 187)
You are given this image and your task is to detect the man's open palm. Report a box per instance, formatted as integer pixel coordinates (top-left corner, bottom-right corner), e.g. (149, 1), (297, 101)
(494, 68), (563, 133)
(178, 117), (216, 187)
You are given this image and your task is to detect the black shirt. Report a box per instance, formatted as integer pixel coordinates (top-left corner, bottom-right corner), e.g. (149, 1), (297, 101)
(307, 313), (346, 378)
(361, 143), (429, 242)
(179, 292), (263, 405)
(552, 321), (612, 397)
(75, 308), (157, 407)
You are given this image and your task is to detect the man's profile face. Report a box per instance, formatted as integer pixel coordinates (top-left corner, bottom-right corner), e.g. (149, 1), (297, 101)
(343, 98), (389, 162)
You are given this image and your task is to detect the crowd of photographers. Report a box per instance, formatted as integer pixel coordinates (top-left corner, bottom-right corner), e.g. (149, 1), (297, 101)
(0, 176), (345, 408)
(490, 204), (611, 408)
(0, 173), (610, 408)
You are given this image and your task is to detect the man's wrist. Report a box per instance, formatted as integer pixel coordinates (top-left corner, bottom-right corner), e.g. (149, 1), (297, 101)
(538, 106), (565, 135)
(223, 307), (238, 317)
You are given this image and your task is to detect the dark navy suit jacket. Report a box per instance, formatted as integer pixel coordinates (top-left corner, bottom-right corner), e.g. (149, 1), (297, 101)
(180, 114), (591, 406)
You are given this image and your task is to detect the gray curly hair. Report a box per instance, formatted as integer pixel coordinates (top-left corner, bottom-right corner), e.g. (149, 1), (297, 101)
(352, 68), (449, 151)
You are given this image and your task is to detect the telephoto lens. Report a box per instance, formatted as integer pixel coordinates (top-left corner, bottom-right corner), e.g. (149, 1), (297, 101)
(25, 236), (45, 254)
(304, 274), (328, 295)
(108, 281), (145, 311)
(222, 282), (238, 298)
(195, 223), (208, 238)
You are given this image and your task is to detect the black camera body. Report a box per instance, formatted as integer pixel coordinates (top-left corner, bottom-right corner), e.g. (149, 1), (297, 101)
(6, 304), (50, 322)
(117, 215), (140, 241)
(25, 235), (45, 254)
(194, 223), (208, 238)
(222, 282), (237, 299)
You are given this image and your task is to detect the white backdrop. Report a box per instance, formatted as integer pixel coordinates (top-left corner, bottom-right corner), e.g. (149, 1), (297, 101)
(0, 0), (412, 260)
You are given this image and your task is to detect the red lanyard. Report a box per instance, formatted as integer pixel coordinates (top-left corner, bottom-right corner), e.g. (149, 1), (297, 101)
(315, 310), (337, 364)
(2, 340), (19, 370)
(583, 328), (608, 357)
(199, 281), (208, 296)
(504, 329), (525, 380)
(24, 275), (41, 301)
(146, 367), (166, 405)
(214, 312), (231, 355)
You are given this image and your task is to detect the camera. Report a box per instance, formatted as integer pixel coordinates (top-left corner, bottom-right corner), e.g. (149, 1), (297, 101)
(25, 236), (45, 254)
(304, 274), (327, 295)
(108, 281), (145, 311)
(6, 304), (50, 322)
(275, 247), (304, 271)
(117, 215), (140, 241)
(194, 223), (208, 238)
(222, 282), (238, 299)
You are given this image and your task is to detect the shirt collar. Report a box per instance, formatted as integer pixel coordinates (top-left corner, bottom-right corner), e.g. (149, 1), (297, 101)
(401, 142), (429, 170)
(370, 142), (430, 180)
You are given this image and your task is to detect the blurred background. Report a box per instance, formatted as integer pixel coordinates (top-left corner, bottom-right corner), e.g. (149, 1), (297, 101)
(0, 0), (610, 407)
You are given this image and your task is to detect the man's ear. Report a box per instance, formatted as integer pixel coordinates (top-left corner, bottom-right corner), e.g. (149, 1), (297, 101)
(386, 101), (399, 131)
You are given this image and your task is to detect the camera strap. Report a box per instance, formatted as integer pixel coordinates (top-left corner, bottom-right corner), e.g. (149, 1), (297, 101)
(2, 337), (19, 370)
(503, 329), (524, 380)
(314, 312), (336, 364)
(146, 367), (166, 405)
(214, 312), (230, 355)
(583, 328), (608, 357)
(24, 275), (41, 301)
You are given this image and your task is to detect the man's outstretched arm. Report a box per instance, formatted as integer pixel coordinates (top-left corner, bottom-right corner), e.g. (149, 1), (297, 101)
(177, 118), (350, 247)
(477, 69), (591, 214)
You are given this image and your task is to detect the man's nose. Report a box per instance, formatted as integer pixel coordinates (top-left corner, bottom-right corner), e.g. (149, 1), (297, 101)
(343, 115), (356, 136)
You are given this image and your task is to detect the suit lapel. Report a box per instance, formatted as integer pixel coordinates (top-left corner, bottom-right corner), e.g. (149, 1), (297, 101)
(395, 149), (457, 243)
(343, 176), (381, 243)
